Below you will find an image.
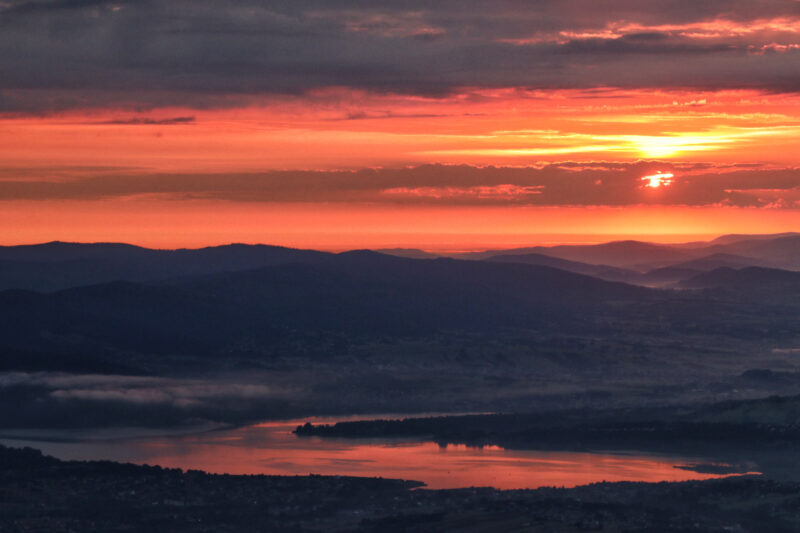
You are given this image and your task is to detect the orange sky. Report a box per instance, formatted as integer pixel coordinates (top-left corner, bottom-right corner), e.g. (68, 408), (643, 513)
(3, 199), (800, 251)
(2, 87), (800, 249)
(4, 0), (800, 250)
(4, 89), (800, 171)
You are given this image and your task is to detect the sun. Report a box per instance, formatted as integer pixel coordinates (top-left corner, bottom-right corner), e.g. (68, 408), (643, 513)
(641, 171), (674, 188)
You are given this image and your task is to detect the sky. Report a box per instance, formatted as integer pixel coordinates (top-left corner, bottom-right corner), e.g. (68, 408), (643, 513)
(2, 0), (800, 250)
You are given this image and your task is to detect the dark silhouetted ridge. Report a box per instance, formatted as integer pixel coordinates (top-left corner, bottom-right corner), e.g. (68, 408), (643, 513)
(487, 252), (642, 283)
(681, 266), (800, 290)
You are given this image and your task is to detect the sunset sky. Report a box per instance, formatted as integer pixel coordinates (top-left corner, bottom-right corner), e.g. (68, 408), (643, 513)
(3, 0), (800, 250)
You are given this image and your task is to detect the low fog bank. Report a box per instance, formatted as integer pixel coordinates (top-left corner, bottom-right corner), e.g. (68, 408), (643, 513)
(5, 334), (800, 431)
(0, 372), (293, 429)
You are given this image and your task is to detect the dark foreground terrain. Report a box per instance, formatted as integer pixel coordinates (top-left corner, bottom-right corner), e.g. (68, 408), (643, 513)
(3, 445), (800, 532)
(2, 235), (800, 531)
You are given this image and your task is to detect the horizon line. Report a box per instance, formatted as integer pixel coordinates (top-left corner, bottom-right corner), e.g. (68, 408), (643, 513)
(2, 231), (798, 254)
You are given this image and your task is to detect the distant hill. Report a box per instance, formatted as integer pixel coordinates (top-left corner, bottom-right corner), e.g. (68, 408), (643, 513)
(376, 248), (441, 259)
(486, 252), (643, 284)
(640, 253), (775, 287)
(680, 266), (800, 292)
(0, 242), (332, 291)
(172, 250), (652, 334)
(468, 240), (695, 271)
(707, 232), (800, 247)
(0, 241), (149, 262)
(3, 235), (798, 293)
(664, 253), (773, 271)
(0, 251), (654, 363)
(640, 267), (704, 286)
(3, 233), (797, 293)
(702, 235), (800, 270)
(550, 240), (695, 270)
(2, 245), (800, 376)
(451, 233), (800, 273)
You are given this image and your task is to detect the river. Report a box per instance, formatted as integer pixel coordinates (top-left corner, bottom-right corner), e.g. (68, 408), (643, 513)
(0, 414), (749, 490)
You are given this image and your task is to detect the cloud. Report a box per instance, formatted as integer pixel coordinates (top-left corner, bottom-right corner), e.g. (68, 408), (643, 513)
(96, 116), (196, 125)
(2, 1), (800, 112)
(382, 184), (544, 200)
(1, 162), (798, 207)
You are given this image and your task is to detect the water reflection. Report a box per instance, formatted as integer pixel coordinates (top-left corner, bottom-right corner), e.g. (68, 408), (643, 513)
(0, 416), (749, 490)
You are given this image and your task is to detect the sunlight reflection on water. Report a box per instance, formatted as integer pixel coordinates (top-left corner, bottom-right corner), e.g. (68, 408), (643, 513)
(0, 415), (752, 490)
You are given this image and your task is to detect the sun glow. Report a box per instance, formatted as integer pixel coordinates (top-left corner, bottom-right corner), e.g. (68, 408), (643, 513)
(3, 88), (800, 245)
(627, 134), (730, 158)
(642, 172), (675, 188)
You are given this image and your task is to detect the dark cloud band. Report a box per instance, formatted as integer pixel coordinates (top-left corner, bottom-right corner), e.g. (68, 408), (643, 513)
(2, 0), (800, 112)
(3, 163), (799, 207)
